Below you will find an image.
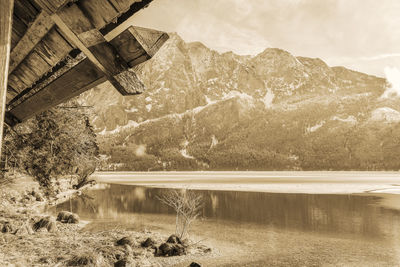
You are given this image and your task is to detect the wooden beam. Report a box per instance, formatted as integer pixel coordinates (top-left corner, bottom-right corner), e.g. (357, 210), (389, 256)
(0, 0), (14, 156)
(100, 0), (153, 35)
(8, 11), (54, 74)
(34, 0), (70, 14)
(7, 59), (106, 122)
(52, 4), (143, 95)
(109, 26), (169, 67)
(128, 27), (169, 57)
(77, 0), (119, 30)
(13, 0), (40, 26)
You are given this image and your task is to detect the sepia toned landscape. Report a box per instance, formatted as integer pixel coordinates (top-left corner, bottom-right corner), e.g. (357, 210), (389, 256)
(1, 0), (400, 266)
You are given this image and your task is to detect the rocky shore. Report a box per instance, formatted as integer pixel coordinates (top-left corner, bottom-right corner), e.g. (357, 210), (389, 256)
(0, 174), (212, 266)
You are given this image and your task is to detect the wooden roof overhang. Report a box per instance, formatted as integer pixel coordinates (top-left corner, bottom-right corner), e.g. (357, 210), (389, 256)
(3, 0), (168, 126)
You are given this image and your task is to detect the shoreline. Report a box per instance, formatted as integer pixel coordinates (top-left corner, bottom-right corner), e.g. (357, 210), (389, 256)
(92, 171), (400, 195)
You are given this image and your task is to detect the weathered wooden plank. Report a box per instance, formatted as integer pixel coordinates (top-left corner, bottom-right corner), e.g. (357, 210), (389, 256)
(7, 72), (26, 93)
(52, 13), (124, 75)
(7, 59), (106, 121)
(107, 0), (139, 12)
(15, 63), (38, 88)
(78, 0), (118, 30)
(9, 28), (74, 92)
(24, 51), (51, 79)
(52, 8), (134, 95)
(7, 51), (85, 109)
(6, 88), (18, 103)
(35, 28), (74, 66)
(33, 0), (70, 14)
(13, 0), (39, 26)
(10, 68), (31, 90)
(11, 14), (26, 48)
(9, 11), (55, 74)
(0, 0), (14, 155)
(100, 0), (153, 35)
(56, 3), (93, 34)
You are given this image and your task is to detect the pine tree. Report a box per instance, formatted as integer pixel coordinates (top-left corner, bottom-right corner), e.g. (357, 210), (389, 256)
(3, 102), (99, 194)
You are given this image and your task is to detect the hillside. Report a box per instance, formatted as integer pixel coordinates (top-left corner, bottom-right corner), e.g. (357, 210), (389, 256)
(78, 33), (400, 171)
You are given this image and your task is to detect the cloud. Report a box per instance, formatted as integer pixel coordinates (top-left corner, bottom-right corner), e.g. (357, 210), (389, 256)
(131, 0), (399, 75)
(381, 67), (400, 98)
(358, 54), (400, 61)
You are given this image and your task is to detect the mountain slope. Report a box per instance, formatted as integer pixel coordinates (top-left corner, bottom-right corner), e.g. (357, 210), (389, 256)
(79, 33), (400, 171)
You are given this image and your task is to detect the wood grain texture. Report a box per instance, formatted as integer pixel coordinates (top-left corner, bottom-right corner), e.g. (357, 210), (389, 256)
(107, 0), (140, 12)
(128, 26), (169, 57)
(8, 59), (106, 121)
(8, 11), (55, 74)
(109, 28), (149, 67)
(33, 0), (70, 13)
(13, 0), (39, 26)
(52, 7), (133, 95)
(0, 0), (14, 155)
(35, 28), (73, 66)
(78, 0), (118, 30)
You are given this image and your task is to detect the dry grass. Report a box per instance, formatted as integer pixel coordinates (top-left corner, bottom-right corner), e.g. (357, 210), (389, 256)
(0, 221), (212, 266)
(0, 174), (213, 266)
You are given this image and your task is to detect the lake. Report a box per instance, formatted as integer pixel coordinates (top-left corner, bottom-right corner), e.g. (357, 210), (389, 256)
(55, 172), (400, 266)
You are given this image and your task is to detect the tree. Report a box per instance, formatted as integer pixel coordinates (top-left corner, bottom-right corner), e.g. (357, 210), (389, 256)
(3, 102), (99, 194)
(157, 189), (203, 239)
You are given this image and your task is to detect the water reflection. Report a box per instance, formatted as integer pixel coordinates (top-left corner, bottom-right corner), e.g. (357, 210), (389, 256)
(55, 184), (400, 240)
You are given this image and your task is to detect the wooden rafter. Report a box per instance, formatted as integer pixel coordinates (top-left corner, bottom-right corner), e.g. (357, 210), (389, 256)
(8, 11), (54, 74)
(52, 2), (145, 95)
(4, 0), (169, 127)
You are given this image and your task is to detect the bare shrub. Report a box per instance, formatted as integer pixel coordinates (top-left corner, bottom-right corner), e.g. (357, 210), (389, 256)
(157, 189), (203, 239)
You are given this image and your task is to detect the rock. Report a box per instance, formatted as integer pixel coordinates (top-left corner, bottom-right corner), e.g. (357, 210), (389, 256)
(157, 242), (186, 257)
(166, 234), (182, 244)
(141, 237), (155, 248)
(114, 259), (132, 267)
(189, 262), (201, 267)
(1, 222), (13, 233)
(56, 211), (79, 224)
(33, 216), (57, 232)
(204, 248), (212, 253)
(116, 237), (134, 246)
(158, 242), (173, 256)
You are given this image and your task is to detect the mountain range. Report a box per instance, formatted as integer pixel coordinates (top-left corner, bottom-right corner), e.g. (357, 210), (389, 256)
(78, 33), (400, 171)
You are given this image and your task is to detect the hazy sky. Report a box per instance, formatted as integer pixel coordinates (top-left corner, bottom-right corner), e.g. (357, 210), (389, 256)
(128, 0), (400, 77)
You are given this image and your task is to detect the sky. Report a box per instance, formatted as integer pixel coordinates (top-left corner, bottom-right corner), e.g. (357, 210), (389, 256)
(126, 0), (400, 78)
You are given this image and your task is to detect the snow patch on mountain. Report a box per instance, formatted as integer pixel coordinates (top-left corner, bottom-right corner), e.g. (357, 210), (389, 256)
(307, 121), (326, 133)
(125, 107), (138, 113)
(262, 88), (275, 108)
(370, 107), (400, 123)
(331, 115), (357, 124)
(180, 140), (194, 159)
(210, 135), (218, 149)
(99, 120), (139, 135)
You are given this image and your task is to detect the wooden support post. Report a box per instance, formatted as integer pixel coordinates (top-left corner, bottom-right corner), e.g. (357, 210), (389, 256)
(0, 0), (14, 158)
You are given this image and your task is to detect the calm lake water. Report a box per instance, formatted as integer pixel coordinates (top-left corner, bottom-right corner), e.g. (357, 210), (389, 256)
(55, 173), (400, 266)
